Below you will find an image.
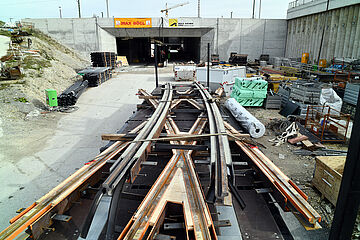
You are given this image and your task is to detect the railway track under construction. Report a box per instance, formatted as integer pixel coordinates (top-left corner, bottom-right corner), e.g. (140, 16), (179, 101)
(0, 82), (321, 240)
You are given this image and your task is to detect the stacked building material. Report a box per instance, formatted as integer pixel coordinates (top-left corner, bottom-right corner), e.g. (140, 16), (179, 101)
(277, 81), (326, 118)
(277, 85), (291, 108)
(58, 80), (88, 106)
(264, 93), (282, 109)
(78, 67), (112, 87)
(285, 81), (322, 118)
(289, 81), (322, 104)
(90, 52), (116, 68)
(230, 77), (268, 106)
(229, 53), (248, 65)
(342, 83), (360, 119)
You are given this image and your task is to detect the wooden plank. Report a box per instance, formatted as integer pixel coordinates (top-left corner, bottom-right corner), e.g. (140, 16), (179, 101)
(101, 133), (250, 141)
(101, 134), (127, 141)
(302, 140), (314, 149)
(288, 135), (308, 144)
(138, 95), (160, 99)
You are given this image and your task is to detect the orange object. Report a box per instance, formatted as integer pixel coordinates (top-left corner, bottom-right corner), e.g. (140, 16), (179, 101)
(301, 53), (309, 64)
(319, 59), (327, 68)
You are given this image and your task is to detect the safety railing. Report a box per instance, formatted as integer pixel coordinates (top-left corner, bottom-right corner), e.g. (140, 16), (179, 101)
(289, 0), (316, 9)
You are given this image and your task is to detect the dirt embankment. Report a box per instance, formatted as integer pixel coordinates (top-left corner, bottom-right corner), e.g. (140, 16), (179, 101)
(0, 29), (89, 121)
(0, 29), (90, 162)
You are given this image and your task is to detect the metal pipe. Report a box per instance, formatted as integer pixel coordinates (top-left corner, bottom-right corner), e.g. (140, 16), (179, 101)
(317, 0), (330, 65)
(155, 44), (159, 88)
(198, 0), (200, 18)
(258, 0), (261, 19)
(77, 0), (81, 18)
(252, 0), (255, 18)
(207, 43), (210, 88)
(106, 0), (109, 18)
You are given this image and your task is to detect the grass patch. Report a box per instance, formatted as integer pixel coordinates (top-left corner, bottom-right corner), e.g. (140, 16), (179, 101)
(0, 29), (12, 37)
(22, 56), (51, 71)
(14, 97), (28, 103)
(0, 83), (10, 90)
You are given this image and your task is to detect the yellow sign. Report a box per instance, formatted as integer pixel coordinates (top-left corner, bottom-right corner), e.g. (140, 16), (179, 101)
(169, 18), (178, 27)
(116, 56), (129, 66)
(114, 18), (152, 28)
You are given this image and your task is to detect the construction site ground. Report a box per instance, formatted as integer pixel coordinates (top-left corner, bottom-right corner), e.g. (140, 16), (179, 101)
(0, 65), (343, 239)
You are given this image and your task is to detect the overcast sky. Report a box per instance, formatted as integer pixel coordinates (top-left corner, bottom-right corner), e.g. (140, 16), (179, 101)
(0, 0), (290, 22)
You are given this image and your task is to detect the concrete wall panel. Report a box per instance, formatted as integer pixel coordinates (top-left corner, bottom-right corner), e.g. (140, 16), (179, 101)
(286, 4), (360, 62)
(287, 0), (360, 19)
(25, 17), (287, 62)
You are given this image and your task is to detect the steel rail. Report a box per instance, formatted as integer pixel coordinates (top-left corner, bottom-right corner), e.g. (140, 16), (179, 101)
(103, 83), (173, 194)
(0, 112), (151, 240)
(138, 87), (203, 111)
(119, 116), (216, 240)
(194, 82), (232, 204)
(0, 140), (130, 240)
(224, 121), (322, 228)
(122, 87), (216, 239)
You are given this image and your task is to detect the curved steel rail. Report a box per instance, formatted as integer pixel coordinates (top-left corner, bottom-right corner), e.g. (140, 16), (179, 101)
(103, 83), (173, 193)
(118, 86), (217, 239)
(224, 121), (322, 229)
(194, 82), (232, 204)
(0, 140), (130, 240)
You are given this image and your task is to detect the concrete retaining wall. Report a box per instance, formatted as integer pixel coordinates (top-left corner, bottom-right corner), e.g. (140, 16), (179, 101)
(23, 18), (100, 59)
(24, 17), (287, 62)
(285, 4), (360, 62)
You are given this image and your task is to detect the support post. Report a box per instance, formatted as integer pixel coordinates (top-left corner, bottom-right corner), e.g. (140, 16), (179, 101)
(329, 92), (360, 239)
(59, 6), (62, 18)
(155, 44), (159, 88)
(317, 0), (330, 65)
(207, 43), (210, 88)
(106, 0), (109, 18)
(252, 0), (255, 18)
(198, 0), (200, 18)
(77, 0), (81, 18)
(258, 0), (261, 19)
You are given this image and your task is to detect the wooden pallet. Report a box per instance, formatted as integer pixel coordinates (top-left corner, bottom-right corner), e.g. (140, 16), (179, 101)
(312, 156), (346, 206)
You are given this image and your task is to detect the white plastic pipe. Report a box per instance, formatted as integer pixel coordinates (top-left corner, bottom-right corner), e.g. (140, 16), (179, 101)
(225, 98), (265, 138)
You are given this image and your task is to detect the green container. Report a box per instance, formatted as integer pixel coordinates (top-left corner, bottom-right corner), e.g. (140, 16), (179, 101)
(45, 89), (58, 107)
(252, 90), (267, 99)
